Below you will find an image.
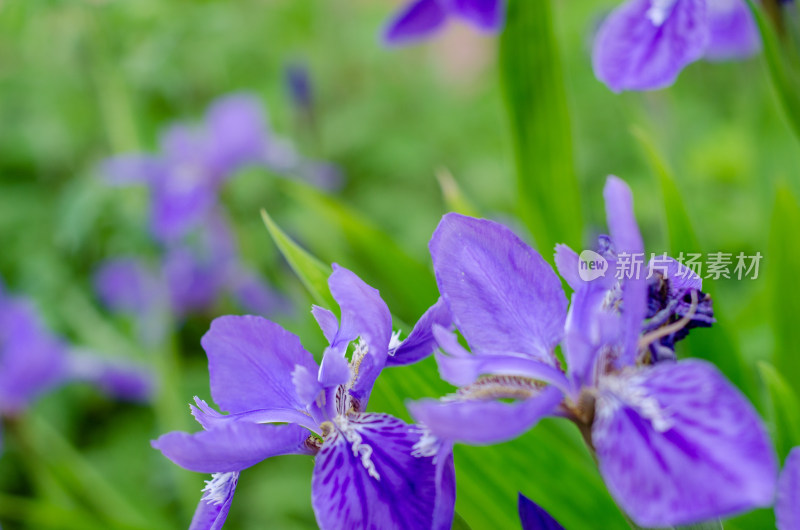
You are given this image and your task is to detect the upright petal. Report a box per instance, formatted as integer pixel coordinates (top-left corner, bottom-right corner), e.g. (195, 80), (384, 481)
(311, 305), (339, 344)
(604, 176), (647, 368)
(326, 265), (392, 406)
(593, 0), (709, 91)
(201, 315), (319, 414)
(430, 214), (567, 364)
(383, 0), (448, 46)
(387, 298), (452, 367)
(593, 360), (777, 527)
(449, 0), (505, 31)
(518, 493), (565, 530)
(705, 0), (760, 60)
(152, 422), (314, 473)
(408, 386), (563, 445)
(311, 413), (450, 530)
(777, 448), (800, 530)
(189, 472), (238, 530)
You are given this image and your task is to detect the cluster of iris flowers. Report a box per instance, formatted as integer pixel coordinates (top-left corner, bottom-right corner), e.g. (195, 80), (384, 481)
(2, 0), (799, 529)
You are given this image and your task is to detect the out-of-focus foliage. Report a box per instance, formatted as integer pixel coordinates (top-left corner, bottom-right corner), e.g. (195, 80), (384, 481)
(0, 0), (799, 529)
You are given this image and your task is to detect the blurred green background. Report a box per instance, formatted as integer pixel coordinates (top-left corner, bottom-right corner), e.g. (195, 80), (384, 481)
(1, 0), (799, 528)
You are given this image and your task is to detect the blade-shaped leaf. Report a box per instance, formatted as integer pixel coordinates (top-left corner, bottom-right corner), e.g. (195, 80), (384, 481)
(758, 361), (800, 460)
(436, 167), (481, 218)
(499, 0), (582, 253)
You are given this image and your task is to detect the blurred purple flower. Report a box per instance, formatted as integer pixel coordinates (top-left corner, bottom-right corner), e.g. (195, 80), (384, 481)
(102, 93), (342, 242)
(593, 0), (760, 92)
(777, 448), (800, 529)
(518, 493), (564, 530)
(152, 265), (454, 529)
(409, 176), (777, 527)
(0, 284), (153, 451)
(285, 63), (313, 110)
(383, 0), (506, 45)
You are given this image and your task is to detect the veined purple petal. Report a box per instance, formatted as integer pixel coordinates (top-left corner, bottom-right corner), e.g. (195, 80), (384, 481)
(430, 213), (567, 365)
(311, 413), (449, 530)
(201, 315), (319, 414)
(311, 305), (339, 344)
(101, 155), (165, 186)
(189, 472), (238, 530)
(777, 448), (800, 530)
(518, 493), (565, 530)
(387, 298), (453, 367)
(433, 326), (571, 391)
(705, 0), (760, 60)
(449, 0), (505, 31)
(604, 176), (647, 368)
(383, 0), (448, 46)
(152, 422), (314, 473)
(326, 265), (392, 406)
(408, 386), (563, 445)
(593, 360), (777, 527)
(593, 0), (709, 91)
(205, 94), (270, 175)
(66, 352), (154, 402)
(0, 298), (68, 414)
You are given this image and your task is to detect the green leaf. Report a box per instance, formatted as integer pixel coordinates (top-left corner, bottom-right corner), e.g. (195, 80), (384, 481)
(260, 208), (334, 308)
(499, 0), (582, 253)
(759, 361), (800, 460)
(768, 185), (800, 395)
(632, 127), (756, 403)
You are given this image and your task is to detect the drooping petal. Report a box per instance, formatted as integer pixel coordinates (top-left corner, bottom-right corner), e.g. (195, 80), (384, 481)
(189, 472), (238, 530)
(152, 422), (314, 473)
(429, 213), (567, 365)
(705, 0), (760, 60)
(387, 298), (452, 367)
(776, 447), (800, 530)
(518, 493), (565, 530)
(604, 176), (647, 368)
(326, 264), (392, 405)
(434, 326), (571, 391)
(593, 0), (709, 92)
(593, 360), (777, 527)
(449, 0), (505, 31)
(311, 413), (448, 529)
(200, 315), (319, 414)
(383, 0), (448, 46)
(408, 386), (563, 445)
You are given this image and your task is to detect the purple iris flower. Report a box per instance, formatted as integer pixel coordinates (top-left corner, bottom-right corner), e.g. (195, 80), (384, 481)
(518, 493), (564, 530)
(0, 283), (152, 452)
(383, 0), (505, 45)
(95, 214), (287, 344)
(777, 448), (800, 529)
(152, 265), (455, 530)
(593, 0), (761, 92)
(409, 176), (777, 527)
(103, 94), (340, 243)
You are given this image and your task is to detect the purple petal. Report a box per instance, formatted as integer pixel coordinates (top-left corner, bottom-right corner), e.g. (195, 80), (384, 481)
(408, 386), (563, 445)
(553, 244), (583, 291)
(705, 0), (760, 60)
(204, 94), (270, 175)
(383, 0), (448, 46)
(311, 413), (449, 529)
(450, 0), (505, 31)
(190, 397), (319, 433)
(326, 265), (392, 406)
(593, 360), (778, 527)
(429, 213), (567, 365)
(657, 255), (702, 293)
(777, 448), (800, 530)
(152, 422), (313, 473)
(433, 326), (571, 391)
(163, 246), (224, 315)
(593, 0), (709, 91)
(0, 298), (68, 414)
(200, 315), (319, 414)
(604, 176), (647, 368)
(66, 352), (154, 402)
(518, 493), (565, 530)
(387, 298), (452, 367)
(101, 155), (165, 186)
(93, 258), (163, 315)
(311, 305), (339, 344)
(189, 472), (238, 530)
